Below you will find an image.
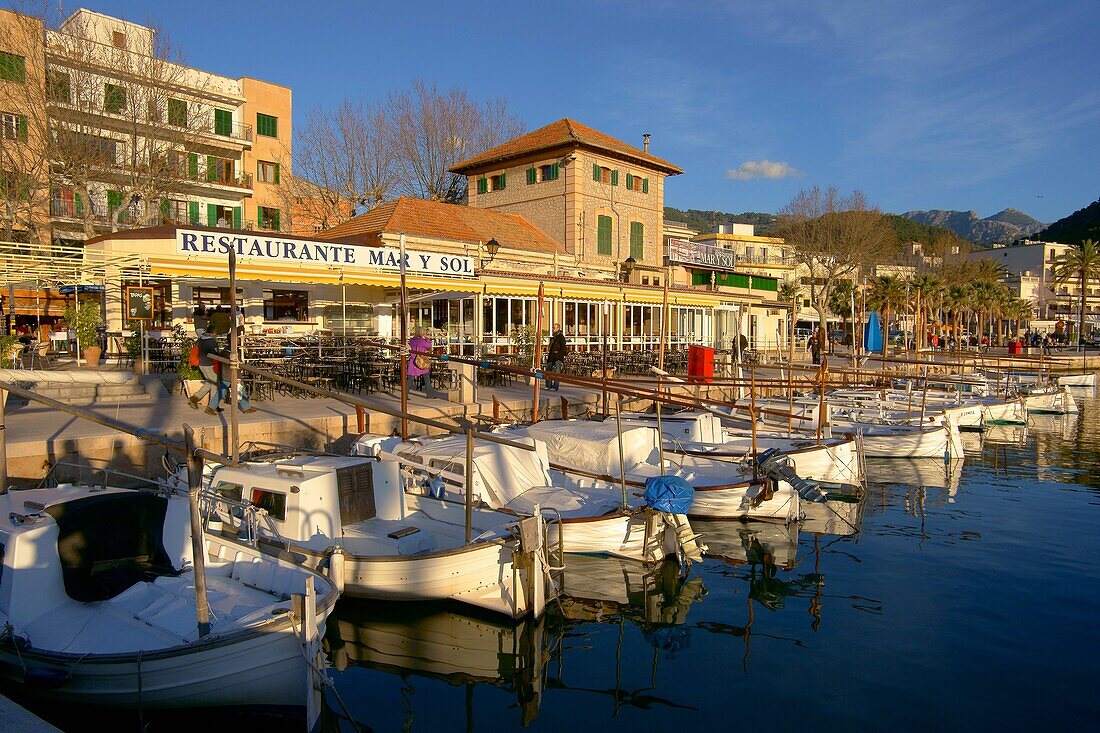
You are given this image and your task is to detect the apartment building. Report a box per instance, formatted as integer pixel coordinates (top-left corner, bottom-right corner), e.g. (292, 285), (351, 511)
(0, 7), (291, 244)
(968, 240), (1087, 326)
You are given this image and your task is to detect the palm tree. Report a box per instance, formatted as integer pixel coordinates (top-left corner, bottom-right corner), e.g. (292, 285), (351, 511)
(910, 274), (944, 350)
(969, 281), (1002, 345)
(826, 279), (855, 350)
(778, 280), (800, 364)
(1052, 239), (1100, 347)
(866, 275), (908, 353)
(945, 283), (973, 348)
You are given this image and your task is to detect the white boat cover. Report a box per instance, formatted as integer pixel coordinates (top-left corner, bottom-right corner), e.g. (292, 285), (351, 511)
(524, 421), (658, 478)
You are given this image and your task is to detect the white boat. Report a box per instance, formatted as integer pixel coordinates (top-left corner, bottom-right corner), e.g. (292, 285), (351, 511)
(193, 451), (556, 619)
(833, 421), (963, 460)
(1056, 372), (1096, 387)
(1022, 384), (1079, 414)
(619, 410), (863, 485)
(0, 484), (337, 715)
(355, 433), (702, 563)
(506, 419), (802, 523)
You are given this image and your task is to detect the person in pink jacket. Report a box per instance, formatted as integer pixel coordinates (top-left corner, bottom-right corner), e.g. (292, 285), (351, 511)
(407, 329), (432, 390)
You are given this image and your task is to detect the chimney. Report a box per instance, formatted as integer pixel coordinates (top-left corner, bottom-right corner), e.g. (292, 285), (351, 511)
(642, 133), (651, 152)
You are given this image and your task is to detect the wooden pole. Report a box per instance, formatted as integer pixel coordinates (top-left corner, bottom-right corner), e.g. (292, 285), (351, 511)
(0, 387), (6, 493)
(614, 397), (628, 508)
(531, 282), (544, 422)
(399, 234), (409, 441)
(183, 424), (211, 638)
(464, 428), (474, 544)
(750, 366), (758, 481)
(228, 249), (240, 464)
(816, 355), (827, 445)
(656, 271), (670, 476)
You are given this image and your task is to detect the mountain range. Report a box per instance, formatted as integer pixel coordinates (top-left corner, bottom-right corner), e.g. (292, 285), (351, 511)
(900, 208), (1045, 244)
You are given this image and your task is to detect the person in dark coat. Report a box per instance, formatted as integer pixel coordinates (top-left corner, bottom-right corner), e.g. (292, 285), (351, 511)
(546, 323), (567, 391)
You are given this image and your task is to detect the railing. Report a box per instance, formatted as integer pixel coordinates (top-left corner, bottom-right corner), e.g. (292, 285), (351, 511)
(211, 119), (252, 142)
(50, 198), (254, 230)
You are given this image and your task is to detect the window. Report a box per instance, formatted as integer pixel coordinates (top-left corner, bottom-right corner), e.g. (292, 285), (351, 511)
(250, 488), (286, 522)
(258, 206), (280, 231)
(1, 112), (26, 142)
(263, 288), (308, 321)
(104, 83), (126, 113)
(208, 204), (235, 227)
(490, 173), (506, 191)
(527, 163), (559, 184)
(0, 52), (25, 83)
(642, 276), (650, 286)
(630, 221), (644, 259)
(257, 160), (279, 184)
(625, 173), (647, 193)
(597, 214), (613, 255)
(47, 69), (70, 103)
(592, 164), (618, 185)
(146, 99), (160, 122)
(193, 286), (232, 311)
(207, 156), (235, 184)
(163, 198), (190, 224)
(214, 108), (232, 136)
(112, 30), (126, 49)
(167, 98), (187, 127)
(0, 170), (32, 200)
(256, 113), (278, 138)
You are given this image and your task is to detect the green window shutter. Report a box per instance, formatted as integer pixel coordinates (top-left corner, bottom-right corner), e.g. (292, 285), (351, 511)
(610, 170), (619, 186)
(499, 173), (506, 189)
(74, 193), (83, 215)
(274, 162), (280, 184)
(168, 98), (187, 127)
(630, 221), (644, 259)
(188, 153), (198, 179)
(550, 163), (559, 180)
(160, 198), (170, 219)
(208, 204), (218, 226)
(233, 206), (242, 229)
(642, 178), (649, 194)
(0, 52), (27, 82)
(207, 156), (217, 182)
(597, 215), (612, 255)
(256, 113), (278, 137)
(526, 167), (536, 185)
(477, 178), (487, 194)
(592, 163), (600, 181)
(104, 83), (125, 113)
(107, 190), (122, 213)
(214, 108), (232, 136)
(188, 201), (199, 224)
(16, 114), (27, 142)
(626, 173), (633, 189)
(271, 210), (280, 231)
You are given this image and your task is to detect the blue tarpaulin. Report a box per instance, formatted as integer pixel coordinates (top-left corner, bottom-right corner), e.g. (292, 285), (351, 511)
(644, 475), (694, 514)
(864, 310), (883, 353)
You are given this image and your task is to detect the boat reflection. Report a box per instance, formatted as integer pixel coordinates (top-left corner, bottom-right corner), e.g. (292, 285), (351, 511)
(694, 520), (801, 568)
(558, 556), (706, 626)
(324, 599), (550, 726)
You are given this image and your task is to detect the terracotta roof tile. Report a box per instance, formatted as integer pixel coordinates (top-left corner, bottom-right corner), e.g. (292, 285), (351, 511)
(315, 198), (566, 255)
(450, 118), (683, 175)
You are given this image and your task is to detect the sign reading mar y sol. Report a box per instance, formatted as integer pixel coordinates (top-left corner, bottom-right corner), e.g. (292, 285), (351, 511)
(175, 229), (476, 276)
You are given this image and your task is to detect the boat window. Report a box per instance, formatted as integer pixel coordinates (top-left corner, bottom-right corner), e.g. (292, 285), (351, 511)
(251, 488), (286, 521)
(214, 481), (242, 503)
(429, 459), (464, 477)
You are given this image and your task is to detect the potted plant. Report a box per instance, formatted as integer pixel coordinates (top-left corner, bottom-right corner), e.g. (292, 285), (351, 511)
(174, 324), (203, 396)
(0, 334), (22, 368)
(63, 301), (104, 367)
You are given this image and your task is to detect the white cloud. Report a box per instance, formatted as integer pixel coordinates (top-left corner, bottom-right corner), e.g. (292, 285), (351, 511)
(725, 160), (805, 181)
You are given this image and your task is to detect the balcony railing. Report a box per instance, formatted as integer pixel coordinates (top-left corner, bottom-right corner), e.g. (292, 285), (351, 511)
(50, 198), (253, 230)
(48, 97), (252, 143)
(211, 119), (252, 142)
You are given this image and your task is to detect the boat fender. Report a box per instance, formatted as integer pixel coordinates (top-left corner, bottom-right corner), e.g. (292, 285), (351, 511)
(327, 548), (346, 593)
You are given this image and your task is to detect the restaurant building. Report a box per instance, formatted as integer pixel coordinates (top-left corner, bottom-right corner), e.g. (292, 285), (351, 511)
(79, 119), (787, 355)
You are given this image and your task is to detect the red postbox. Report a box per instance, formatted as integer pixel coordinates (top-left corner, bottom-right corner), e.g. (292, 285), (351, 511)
(688, 344), (715, 383)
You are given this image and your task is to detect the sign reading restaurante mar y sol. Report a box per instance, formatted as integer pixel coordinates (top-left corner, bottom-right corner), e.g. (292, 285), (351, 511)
(175, 229), (476, 276)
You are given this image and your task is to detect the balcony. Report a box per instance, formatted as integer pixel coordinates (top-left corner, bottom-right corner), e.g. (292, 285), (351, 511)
(47, 97), (252, 148)
(50, 197), (253, 230)
(211, 118), (252, 143)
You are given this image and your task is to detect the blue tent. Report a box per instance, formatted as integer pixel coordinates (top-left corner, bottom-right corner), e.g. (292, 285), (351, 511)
(864, 310), (883, 353)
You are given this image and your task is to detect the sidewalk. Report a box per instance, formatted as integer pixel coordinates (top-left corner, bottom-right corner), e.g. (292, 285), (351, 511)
(2, 377), (601, 485)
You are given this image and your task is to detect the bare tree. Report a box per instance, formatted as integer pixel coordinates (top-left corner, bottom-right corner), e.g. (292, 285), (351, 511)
(279, 99), (395, 231)
(2, 4), (216, 241)
(384, 80), (524, 203)
(776, 186), (897, 349)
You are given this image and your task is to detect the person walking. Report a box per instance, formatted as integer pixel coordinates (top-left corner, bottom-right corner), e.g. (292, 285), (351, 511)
(407, 328), (432, 391)
(189, 325), (256, 414)
(809, 331), (821, 365)
(546, 323), (568, 391)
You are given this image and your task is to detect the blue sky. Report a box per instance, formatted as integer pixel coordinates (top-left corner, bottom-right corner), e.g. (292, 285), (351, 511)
(69, 0), (1100, 223)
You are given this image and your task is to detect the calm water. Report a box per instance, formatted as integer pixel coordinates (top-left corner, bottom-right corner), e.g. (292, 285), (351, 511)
(9, 391), (1100, 732)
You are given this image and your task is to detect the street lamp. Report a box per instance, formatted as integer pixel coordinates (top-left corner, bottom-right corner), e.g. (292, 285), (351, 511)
(621, 256), (636, 282)
(484, 238), (500, 265)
